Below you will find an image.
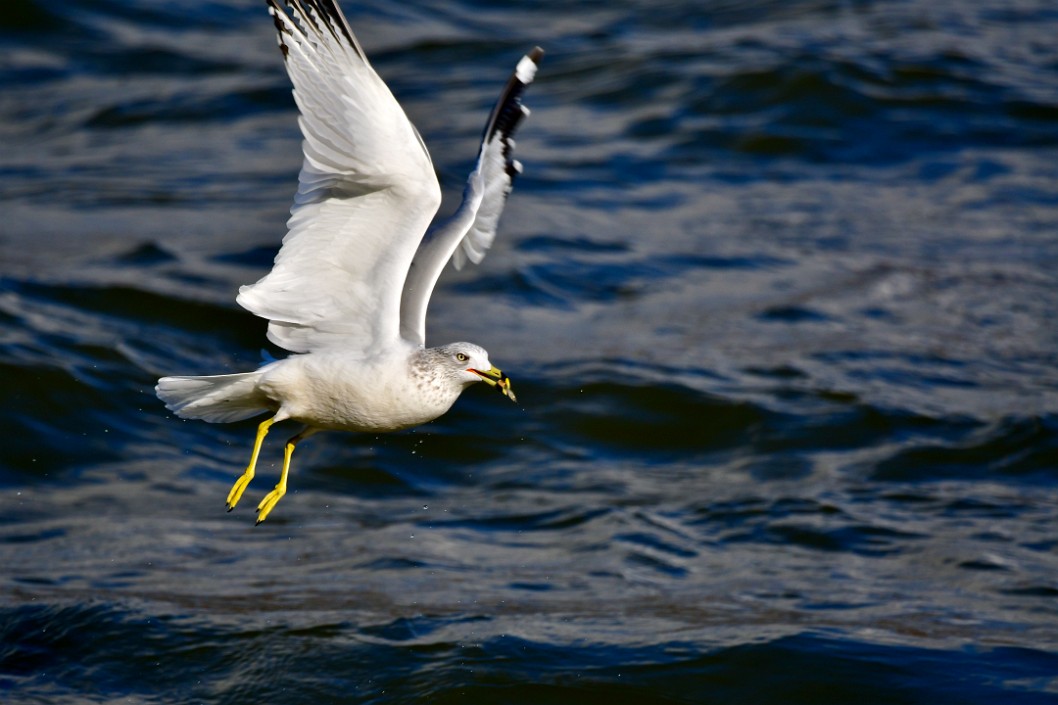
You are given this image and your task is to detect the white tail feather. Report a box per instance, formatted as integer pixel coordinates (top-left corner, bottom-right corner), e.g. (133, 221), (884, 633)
(156, 372), (269, 423)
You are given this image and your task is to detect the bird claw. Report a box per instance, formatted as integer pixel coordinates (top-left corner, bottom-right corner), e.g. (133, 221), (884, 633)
(225, 469), (255, 511)
(255, 484), (286, 525)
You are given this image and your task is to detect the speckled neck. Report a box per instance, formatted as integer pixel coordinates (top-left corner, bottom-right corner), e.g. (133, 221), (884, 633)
(408, 346), (469, 411)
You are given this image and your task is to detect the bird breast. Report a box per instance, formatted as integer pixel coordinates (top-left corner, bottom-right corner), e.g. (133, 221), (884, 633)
(257, 349), (463, 433)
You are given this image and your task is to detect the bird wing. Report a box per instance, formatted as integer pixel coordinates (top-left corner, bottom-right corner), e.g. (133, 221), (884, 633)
(399, 47), (543, 348)
(237, 0), (442, 354)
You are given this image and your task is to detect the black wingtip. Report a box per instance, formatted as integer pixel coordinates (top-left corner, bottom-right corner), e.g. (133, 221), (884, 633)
(483, 47), (544, 143)
(270, 0), (367, 62)
(267, 2), (290, 59)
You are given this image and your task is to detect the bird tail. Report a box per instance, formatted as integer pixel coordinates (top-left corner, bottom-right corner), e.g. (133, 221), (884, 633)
(156, 371), (270, 423)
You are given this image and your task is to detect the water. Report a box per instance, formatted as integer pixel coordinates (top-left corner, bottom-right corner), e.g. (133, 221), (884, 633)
(3, 0), (1058, 702)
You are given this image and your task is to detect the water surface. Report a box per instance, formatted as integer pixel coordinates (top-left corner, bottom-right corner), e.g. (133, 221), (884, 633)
(3, 0), (1058, 702)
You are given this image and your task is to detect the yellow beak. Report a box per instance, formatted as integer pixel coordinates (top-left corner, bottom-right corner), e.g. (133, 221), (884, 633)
(470, 365), (518, 403)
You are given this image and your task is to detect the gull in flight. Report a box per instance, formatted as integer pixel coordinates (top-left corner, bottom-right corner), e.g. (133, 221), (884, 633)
(156, 0), (541, 524)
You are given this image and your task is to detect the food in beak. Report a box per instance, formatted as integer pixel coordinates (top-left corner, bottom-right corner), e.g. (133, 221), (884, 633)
(495, 372), (517, 403)
(472, 366), (518, 403)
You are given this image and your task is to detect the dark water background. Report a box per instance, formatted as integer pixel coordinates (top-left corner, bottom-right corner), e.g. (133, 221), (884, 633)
(3, 0), (1058, 702)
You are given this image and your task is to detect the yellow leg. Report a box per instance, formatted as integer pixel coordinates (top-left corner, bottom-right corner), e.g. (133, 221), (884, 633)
(226, 416), (276, 511)
(255, 427), (318, 525)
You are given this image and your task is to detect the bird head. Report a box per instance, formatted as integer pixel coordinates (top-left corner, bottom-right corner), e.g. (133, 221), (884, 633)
(434, 342), (517, 403)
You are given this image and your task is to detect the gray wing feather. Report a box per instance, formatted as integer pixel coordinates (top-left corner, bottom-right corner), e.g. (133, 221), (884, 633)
(238, 0), (440, 354)
(399, 47), (543, 348)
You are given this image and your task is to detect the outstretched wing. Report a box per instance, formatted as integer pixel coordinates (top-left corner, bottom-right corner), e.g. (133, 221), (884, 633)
(399, 47), (543, 348)
(237, 0), (442, 354)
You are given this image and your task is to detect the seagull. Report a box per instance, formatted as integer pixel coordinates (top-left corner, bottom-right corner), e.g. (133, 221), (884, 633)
(156, 0), (541, 524)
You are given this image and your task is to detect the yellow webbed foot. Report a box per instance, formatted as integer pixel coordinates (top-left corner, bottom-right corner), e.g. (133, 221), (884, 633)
(255, 483), (287, 525)
(252, 426), (316, 525)
(225, 470), (254, 511)
(226, 416), (276, 512)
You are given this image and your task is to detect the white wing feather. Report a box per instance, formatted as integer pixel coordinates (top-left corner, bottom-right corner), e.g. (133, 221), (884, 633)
(399, 48), (543, 348)
(237, 0), (441, 354)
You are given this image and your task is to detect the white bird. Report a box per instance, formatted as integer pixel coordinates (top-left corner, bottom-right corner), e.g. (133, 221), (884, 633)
(156, 0), (541, 524)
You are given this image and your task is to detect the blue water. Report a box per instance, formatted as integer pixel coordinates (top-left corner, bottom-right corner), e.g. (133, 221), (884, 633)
(3, 0), (1058, 702)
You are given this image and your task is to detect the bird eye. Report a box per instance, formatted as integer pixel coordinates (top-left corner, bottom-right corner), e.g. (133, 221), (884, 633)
(456, 352), (469, 362)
